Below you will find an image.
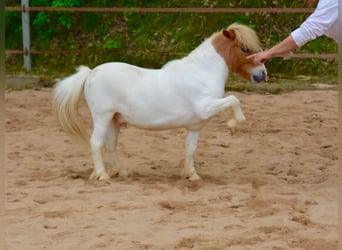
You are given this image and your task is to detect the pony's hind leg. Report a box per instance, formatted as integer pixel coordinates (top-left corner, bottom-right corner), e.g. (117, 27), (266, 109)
(104, 117), (128, 177)
(89, 113), (114, 180)
(182, 130), (201, 181)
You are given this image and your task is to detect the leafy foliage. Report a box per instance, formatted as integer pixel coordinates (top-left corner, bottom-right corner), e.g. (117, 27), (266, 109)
(5, 0), (337, 80)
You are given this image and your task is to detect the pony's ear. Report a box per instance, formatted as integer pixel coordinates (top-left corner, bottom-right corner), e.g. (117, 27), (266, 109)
(222, 29), (235, 40)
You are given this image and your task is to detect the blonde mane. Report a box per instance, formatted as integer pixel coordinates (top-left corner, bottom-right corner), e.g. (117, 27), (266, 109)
(227, 23), (262, 52)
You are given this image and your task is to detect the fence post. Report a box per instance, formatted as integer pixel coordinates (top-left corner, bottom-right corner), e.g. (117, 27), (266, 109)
(21, 0), (31, 71)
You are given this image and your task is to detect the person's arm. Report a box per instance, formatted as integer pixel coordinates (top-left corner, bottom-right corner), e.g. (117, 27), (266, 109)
(249, 0), (338, 65)
(247, 35), (298, 64)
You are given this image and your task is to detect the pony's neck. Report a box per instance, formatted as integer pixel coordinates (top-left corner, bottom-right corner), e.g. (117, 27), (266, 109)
(185, 35), (229, 79)
(186, 36), (219, 61)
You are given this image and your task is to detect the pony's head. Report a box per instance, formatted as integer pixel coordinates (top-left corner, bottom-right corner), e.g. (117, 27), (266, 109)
(212, 23), (267, 84)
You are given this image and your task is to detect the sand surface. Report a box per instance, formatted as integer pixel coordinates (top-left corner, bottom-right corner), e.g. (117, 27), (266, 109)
(5, 88), (337, 249)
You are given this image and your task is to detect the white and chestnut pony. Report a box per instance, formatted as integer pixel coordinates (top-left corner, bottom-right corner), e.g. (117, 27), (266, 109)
(53, 23), (267, 181)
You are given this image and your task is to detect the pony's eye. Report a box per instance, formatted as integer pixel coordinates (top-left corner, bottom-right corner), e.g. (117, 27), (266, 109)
(241, 47), (249, 53)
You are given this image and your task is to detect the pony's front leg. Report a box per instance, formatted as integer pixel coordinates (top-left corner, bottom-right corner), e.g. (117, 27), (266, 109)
(198, 95), (246, 131)
(182, 130), (201, 181)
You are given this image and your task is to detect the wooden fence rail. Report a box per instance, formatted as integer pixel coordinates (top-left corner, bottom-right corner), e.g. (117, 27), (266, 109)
(6, 6), (315, 13)
(5, 4), (337, 71)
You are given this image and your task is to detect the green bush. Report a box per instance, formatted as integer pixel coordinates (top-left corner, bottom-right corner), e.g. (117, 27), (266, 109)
(5, 0), (337, 82)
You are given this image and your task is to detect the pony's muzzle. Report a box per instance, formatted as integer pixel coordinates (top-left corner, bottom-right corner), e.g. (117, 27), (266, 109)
(251, 65), (267, 84)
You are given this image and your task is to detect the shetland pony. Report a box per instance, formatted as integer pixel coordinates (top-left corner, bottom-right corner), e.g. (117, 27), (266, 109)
(53, 23), (267, 181)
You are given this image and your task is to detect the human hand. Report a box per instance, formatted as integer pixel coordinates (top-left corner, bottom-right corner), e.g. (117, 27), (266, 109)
(246, 50), (272, 65)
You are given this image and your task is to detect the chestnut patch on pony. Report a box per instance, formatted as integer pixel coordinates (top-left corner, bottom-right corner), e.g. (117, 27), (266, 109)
(212, 23), (262, 82)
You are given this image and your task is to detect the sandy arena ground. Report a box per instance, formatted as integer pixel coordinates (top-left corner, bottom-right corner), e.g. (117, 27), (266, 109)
(5, 88), (337, 249)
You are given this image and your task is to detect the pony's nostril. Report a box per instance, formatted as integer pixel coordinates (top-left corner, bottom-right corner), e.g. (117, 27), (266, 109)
(251, 66), (267, 84)
(252, 72), (265, 83)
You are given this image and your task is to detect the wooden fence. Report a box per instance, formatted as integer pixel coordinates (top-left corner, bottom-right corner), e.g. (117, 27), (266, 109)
(5, 2), (338, 71)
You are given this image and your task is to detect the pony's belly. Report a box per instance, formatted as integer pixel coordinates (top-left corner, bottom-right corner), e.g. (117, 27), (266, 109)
(120, 112), (204, 130)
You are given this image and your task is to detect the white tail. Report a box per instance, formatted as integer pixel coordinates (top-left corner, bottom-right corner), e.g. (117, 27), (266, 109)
(53, 66), (91, 143)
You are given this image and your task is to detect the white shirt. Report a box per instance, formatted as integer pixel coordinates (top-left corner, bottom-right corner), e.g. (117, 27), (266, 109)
(291, 0), (338, 47)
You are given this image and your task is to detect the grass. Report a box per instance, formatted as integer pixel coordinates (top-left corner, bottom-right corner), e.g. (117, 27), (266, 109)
(226, 73), (337, 94)
(5, 65), (337, 94)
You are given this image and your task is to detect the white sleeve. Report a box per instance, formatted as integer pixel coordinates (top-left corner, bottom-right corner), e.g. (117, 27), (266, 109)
(291, 0), (338, 47)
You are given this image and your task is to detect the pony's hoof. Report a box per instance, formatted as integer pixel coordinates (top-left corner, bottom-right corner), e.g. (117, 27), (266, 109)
(182, 171), (201, 181)
(227, 118), (237, 129)
(188, 173), (201, 181)
(227, 118), (243, 135)
(89, 171), (110, 180)
(108, 167), (129, 178)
